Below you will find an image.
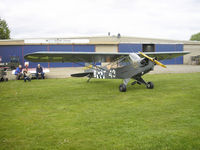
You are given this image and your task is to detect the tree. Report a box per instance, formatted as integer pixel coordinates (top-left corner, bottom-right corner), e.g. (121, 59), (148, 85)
(190, 32), (200, 41)
(0, 18), (10, 39)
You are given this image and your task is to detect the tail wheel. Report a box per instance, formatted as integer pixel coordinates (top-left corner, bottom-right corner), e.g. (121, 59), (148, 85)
(146, 82), (154, 89)
(119, 84), (127, 92)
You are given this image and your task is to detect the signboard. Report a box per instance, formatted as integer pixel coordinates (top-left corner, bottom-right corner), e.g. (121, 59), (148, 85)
(24, 39), (90, 44)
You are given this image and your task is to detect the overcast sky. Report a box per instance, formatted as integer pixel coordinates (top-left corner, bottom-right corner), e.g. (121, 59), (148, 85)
(0, 0), (200, 40)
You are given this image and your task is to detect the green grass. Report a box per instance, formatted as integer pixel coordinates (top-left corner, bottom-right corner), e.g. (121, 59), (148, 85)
(0, 73), (200, 150)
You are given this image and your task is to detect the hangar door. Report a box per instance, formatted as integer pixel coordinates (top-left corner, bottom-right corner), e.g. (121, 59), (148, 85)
(0, 45), (23, 65)
(155, 44), (183, 64)
(118, 44), (142, 53)
(118, 43), (183, 64)
(96, 45), (118, 52)
(0, 44), (96, 68)
(49, 45), (95, 67)
(23, 44), (95, 68)
(95, 45), (118, 66)
(23, 45), (49, 68)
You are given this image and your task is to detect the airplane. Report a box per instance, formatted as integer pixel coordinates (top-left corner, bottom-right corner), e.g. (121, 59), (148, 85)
(24, 51), (189, 92)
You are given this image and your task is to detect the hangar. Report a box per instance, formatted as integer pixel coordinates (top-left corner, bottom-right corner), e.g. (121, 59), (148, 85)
(0, 36), (200, 69)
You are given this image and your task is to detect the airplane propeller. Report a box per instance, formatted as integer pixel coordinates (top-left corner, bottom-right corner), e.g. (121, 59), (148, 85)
(139, 52), (167, 68)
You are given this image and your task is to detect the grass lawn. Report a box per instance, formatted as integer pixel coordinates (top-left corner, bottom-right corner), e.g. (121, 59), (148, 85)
(0, 73), (200, 150)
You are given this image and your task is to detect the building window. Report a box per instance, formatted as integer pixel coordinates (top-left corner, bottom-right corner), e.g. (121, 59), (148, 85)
(142, 44), (155, 52)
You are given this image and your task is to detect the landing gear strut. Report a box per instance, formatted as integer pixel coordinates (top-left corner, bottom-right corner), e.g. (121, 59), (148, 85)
(132, 76), (154, 89)
(131, 81), (141, 85)
(87, 74), (92, 82)
(131, 76), (154, 89)
(119, 77), (154, 92)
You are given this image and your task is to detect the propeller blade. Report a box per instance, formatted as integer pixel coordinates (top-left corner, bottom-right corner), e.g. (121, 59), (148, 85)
(139, 52), (167, 68)
(154, 59), (167, 68)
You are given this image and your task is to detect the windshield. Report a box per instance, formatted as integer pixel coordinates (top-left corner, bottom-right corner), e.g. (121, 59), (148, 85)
(129, 53), (140, 61)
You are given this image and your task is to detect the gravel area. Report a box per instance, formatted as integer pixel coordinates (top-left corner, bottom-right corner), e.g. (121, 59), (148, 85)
(150, 65), (200, 74)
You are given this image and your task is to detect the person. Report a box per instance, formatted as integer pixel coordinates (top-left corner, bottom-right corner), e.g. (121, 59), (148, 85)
(15, 65), (23, 80)
(23, 65), (31, 82)
(36, 64), (44, 79)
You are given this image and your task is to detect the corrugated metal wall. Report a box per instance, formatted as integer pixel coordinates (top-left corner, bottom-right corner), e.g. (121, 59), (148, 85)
(0, 43), (183, 68)
(49, 45), (73, 67)
(23, 45), (49, 68)
(0, 45), (95, 68)
(73, 45), (95, 67)
(118, 44), (142, 53)
(0, 45), (23, 65)
(49, 45), (95, 67)
(118, 43), (183, 64)
(155, 44), (183, 64)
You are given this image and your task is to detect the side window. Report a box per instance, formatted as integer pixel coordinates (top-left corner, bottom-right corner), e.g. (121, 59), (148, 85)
(118, 57), (131, 67)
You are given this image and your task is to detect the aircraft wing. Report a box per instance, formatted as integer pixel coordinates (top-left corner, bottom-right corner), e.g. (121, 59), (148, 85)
(24, 51), (130, 62)
(142, 51), (190, 61)
(24, 51), (189, 62)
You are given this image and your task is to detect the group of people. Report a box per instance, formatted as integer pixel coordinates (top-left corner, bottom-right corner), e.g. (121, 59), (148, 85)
(15, 64), (45, 82)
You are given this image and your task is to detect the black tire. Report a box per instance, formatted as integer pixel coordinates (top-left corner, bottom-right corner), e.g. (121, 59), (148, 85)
(146, 82), (154, 89)
(5, 78), (8, 82)
(119, 84), (127, 92)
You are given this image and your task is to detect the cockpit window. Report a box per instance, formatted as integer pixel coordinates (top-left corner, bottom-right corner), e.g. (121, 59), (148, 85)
(106, 56), (131, 69)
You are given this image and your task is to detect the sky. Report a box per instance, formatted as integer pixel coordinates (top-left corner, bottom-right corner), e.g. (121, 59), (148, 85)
(0, 0), (200, 40)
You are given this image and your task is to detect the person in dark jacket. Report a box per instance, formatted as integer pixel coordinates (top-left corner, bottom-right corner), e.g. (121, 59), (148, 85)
(15, 65), (23, 80)
(36, 64), (44, 79)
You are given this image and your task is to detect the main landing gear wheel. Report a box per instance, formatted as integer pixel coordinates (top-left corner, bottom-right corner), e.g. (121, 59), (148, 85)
(146, 82), (154, 89)
(119, 84), (127, 92)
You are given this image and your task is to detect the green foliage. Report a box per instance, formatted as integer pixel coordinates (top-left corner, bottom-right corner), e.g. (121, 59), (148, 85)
(0, 73), (200, 150)
(0, 18), (10, 39)
(190, 32), (200, 41)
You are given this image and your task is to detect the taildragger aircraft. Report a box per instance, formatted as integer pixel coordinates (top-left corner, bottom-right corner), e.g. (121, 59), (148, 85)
(24, 51), (189, 92)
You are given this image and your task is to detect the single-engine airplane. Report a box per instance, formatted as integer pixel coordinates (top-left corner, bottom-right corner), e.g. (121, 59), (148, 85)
(24, 51), (189, 92)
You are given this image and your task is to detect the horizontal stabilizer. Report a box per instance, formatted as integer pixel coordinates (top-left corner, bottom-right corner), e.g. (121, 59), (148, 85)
(71, 72), (93, 77)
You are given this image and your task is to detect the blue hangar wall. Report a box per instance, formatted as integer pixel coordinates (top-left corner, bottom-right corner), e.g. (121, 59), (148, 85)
(119, 43), (183, 64)
(0, 43), (183, 68)
(0, 45), (95, 68)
